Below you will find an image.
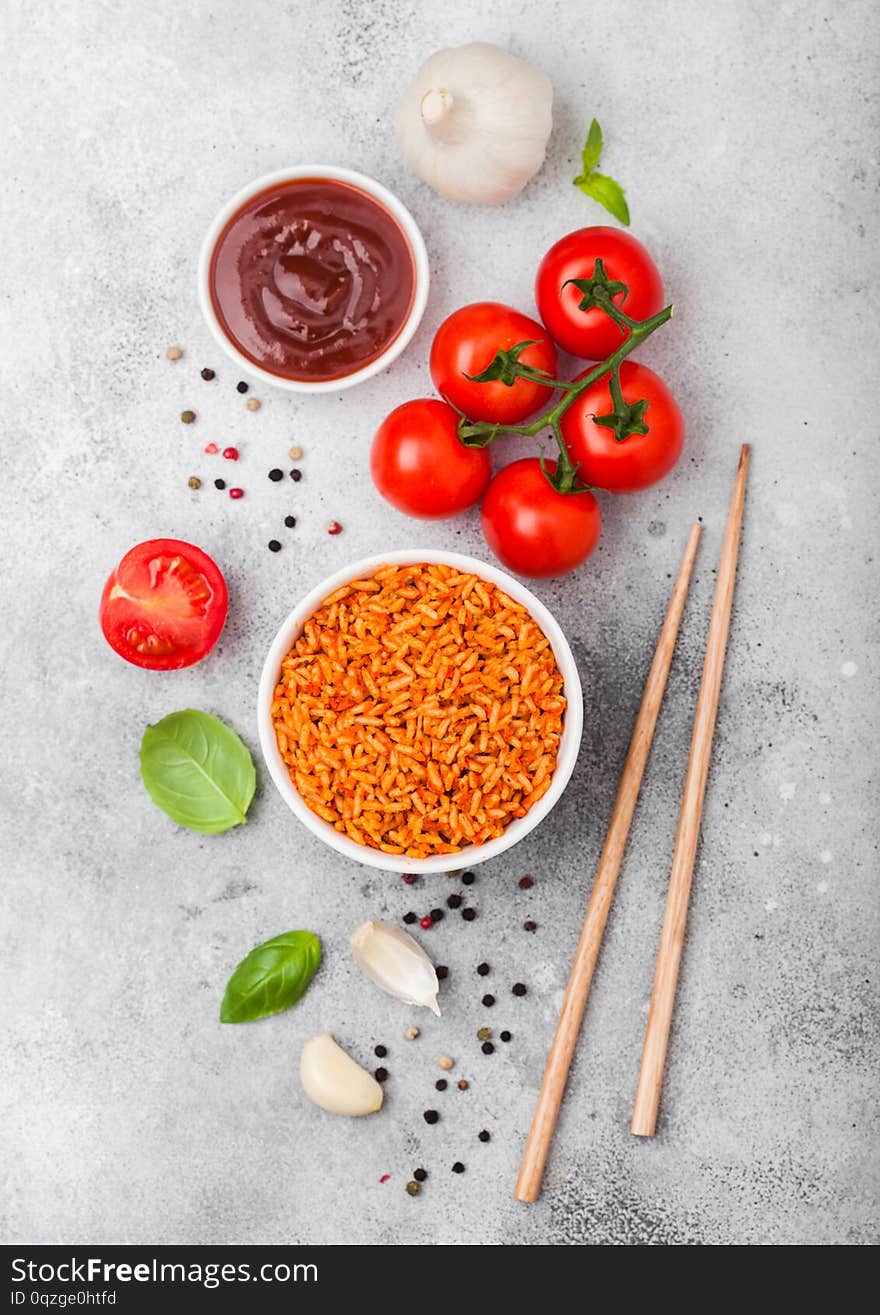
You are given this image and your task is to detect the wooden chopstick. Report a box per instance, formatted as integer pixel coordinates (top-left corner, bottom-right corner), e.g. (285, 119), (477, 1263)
(631, 444), (751, 1138)
(514, 523), (702, 1203)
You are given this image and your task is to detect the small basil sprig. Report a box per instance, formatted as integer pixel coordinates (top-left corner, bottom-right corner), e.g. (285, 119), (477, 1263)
(573, 118), (630, 226)
(220, 931), (322, 1023)
(139, 709), (256, 834)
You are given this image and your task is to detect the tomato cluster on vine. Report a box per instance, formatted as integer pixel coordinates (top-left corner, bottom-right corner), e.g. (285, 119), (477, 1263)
(370, 226), (684, 578)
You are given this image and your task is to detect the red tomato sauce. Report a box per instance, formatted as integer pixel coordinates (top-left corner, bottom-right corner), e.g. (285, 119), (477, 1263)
(209, 177), (416, 383)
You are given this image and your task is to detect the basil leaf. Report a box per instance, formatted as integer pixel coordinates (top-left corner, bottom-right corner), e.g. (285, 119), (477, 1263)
(220, 931), (322, 1023)
(139, 709), (256, 834)
(576, 171), (631, 226)
(580, 117), (603, 174)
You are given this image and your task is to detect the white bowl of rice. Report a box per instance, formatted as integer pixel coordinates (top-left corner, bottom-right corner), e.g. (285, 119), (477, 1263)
(257, 549), (583, 873)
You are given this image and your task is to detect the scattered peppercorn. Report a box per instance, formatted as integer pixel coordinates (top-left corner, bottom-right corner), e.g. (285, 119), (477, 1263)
(236, 381), (249, 393)
(288, 445), (303, 460)
(430, 908), (444, 923)
(482, 994), (495, 1007)
(374, 1045), (387, 1058)
(518, 875), (534, 890)
(268, 540), (281, 553)
(187, 476), (201, 490)
(523, 920), (538, 932)
(374, 1067), (388, 1083)
(500, 1031), (512, 1043)
(436, 965), (449, 980)
(461, 872), (475, 886)
(462, 908), (476, 922)
(477, 1027), (492, 1042)
(166, 345), (183, 361)
(406, 1181), (421, 1197)
(246, 398), (261, 411)
(379, 1174), (390, 1183)
(419, 915), (432, 930)
(229, 487), (244, 500)
(181, 410), (196, 424)
(204, 442), (218, 455)
(512, 982), (527, 996)
(477, 962), (490, 976)
(452, 1162), (465, 1174)
(413, 1168), (427, 1182)
(478, 1130), (491, 1143)
(405, 1026), (420, 1040)
(327, 520), (343, 535)
(435, 1079), (448, 1091)
(284, 515), (296, 528)
(403, 911), (417, 925)
(447, 893), (462, 909)
(481, 1041), (495, 1055)
(438, 1055), (454, 1070)
(200, 367), (215, 380)
(423, 1109), (439, 1125)
(290, 468), (302, 482)
(268, 468), (283, 482)
(214, 478), (226, 490)
(402, 873), (419, 885)
(222, 446), (239, 460)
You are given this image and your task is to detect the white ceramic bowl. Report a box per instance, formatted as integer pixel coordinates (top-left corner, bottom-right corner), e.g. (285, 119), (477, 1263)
(197, 166), (430, 394)
(257, 549), (583, 873)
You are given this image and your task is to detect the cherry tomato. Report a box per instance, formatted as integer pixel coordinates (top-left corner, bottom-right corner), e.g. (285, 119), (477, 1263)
(561, 361), (684, 493)
(480, 459), (602, 578)
(429, 302), (558, 424)
(535, 227), (664, 361)
(371, 399), (492, 519)
(99, 538), (228, 670)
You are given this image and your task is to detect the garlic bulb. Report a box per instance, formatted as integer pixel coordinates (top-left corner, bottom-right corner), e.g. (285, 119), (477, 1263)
(300, 1034), (384, 1116)
(350, 920), (441, 1015)
(394, 42), (553, 206)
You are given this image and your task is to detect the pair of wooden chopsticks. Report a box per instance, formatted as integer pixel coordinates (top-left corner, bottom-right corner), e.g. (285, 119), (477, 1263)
(515, 444), (750, 1204)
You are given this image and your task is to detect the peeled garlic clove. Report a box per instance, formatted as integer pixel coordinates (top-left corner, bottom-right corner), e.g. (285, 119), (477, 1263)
(351, 920), (441, 1016)
(299, 1033), (384, 1117)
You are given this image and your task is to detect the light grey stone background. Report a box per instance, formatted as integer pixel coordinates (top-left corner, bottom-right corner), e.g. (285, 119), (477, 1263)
(1, 0), (877, 1246)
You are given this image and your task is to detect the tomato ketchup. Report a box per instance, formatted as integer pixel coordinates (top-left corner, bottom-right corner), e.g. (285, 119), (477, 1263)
(209, 177), (416, 383)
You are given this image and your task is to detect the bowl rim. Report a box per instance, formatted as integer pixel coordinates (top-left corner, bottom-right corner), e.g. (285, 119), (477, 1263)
(256, 548), (583, 872)
(197, 165), (430, 394)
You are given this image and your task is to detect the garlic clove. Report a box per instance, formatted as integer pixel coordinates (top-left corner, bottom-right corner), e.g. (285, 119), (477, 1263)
(299, 1033), (384, 1117)
(350, 920), (441, 1016)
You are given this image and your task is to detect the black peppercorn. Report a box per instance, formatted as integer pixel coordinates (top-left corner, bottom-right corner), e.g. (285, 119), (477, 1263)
(481, 1041), (494, 1055)
(461, 872), (475, 886)
(436, 965), (449, 980)
(512, 982), (527, 996)
(236, 380), (249, 393)
(500, 1030), (512, 1043)
(447, 893), (462, 909)
(403, 911), (417, 925)
(478, 1130), (491, 1143)
(482, 994), (495, 1007)
(200, 367), (215, 381)
(435, 1079), (448, 1091)
(374, 1045), (387, 1058)
(268, 540), (281, 553)
(268, 468), (283, 482)
(423, 1109), (439, 1125)
(374, 1067), (388, 1082)
(452, 1162), (465, 1174)
(462, 908), (476, 922)
(430, 908), (444, 922)
(284, 514), (296, 528)
(523, 920), (538, 932)
(477, 962), (490, 976)
(290, 468), (302, 482)
(413, 1167), (427, 1182)
(214, 478), (226, 490)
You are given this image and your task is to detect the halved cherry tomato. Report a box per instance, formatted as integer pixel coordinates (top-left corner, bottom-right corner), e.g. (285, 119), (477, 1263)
(99, 538), (228, 670)
(430, 302), (558, 424)
(371, 399), (492, 519)
(535, 227), (664, 361)
(561, 361), (684, 493)
(480, 459), (602, 578)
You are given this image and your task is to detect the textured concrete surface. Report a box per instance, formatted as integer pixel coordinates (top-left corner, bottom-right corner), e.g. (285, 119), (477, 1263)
(1, 0), (878, 1246)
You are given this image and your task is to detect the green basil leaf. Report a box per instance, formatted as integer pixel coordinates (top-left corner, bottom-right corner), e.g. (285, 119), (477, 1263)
(580, 117), (603, 174)
(576, 171), (631, 226)
(139, 709), (256, 834)
(220, 931), (322, 1023)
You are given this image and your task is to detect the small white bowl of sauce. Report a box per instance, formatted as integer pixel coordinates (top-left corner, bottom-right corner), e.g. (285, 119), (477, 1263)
(197, 166), (429, 393)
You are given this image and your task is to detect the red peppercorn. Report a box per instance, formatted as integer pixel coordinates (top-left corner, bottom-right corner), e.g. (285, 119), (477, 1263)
(222, 447), (239, 460)
(204, 442), (218, 455)
(327, 520), (343, 535)
(379, 1174), (390, 1183)
(518, 875), (534, 890)
(419, 915), (433, 930)
(229, 487), (244, 500)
